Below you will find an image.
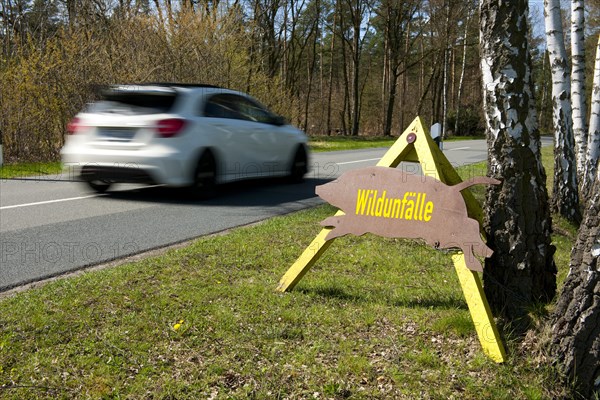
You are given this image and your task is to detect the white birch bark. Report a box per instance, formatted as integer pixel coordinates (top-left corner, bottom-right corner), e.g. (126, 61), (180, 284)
(441, 2), (450, 139)
(544, 0), (581, 223)
(480, 0), (556, 321)
(454, 7), (472, 136)
(571, 0), (588, 183)
(583, 34), (600, 201)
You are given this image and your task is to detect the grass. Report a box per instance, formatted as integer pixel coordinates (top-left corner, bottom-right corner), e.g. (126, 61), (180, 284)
(0, 162), (62, 179)
(0, 147), (574, 399)
(308, 134), (485, 152)
(0, 206), (571, 399)
(308, 136), (398, 152)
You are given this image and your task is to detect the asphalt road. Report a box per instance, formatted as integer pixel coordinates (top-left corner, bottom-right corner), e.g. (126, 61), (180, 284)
(0, 138), (550, 292)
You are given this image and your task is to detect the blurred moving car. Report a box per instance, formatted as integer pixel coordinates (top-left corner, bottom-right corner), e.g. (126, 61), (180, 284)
(61, 83), (309, 197)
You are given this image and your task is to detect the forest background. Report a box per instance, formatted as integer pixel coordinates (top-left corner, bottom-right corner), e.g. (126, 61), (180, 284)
(0, 0), (599, 163)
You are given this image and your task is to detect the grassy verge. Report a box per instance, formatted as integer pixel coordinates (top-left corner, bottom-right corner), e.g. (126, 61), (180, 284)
(444, 134), (486, 141)
(0, 162), (63, 179)
(309, 136), (398, 152)
(308, 135), (486, 152)
(0, 149), (573, 399)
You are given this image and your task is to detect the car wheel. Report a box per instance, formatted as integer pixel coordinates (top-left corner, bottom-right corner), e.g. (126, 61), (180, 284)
(289, 146), (308, 183)
(191, 151), (217, 199)
(86, 179), (111, 193)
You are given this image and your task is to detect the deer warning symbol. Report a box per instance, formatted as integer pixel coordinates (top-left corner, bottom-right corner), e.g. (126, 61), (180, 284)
(316, 166), (500, 272)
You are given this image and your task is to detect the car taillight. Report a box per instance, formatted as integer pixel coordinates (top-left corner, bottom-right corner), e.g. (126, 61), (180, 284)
(156, 118), (186, 138)
(67, 117), (84, 135)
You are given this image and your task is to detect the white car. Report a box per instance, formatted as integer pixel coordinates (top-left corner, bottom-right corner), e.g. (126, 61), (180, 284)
(61, 84), (309, 197)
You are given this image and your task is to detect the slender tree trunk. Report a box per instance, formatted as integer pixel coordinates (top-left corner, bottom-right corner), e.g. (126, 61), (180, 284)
(341, 23), (351, 135)
(282, 2), (288, 90)
(450, 43), (455, 112)
(551, 168), (600, 399)
(545, 0), (582, 224)
(165, 0), (175, 31)
(338, 0), (352, 135)
(382, 6), (398, 138)
(326, 5), (337, 136)
(400, 62), (407, 131)
(303, 56), (314, 134)
(400, 20), (411, 131)
(341, 40), (350, 135)
(583, 34), (600, 201)
(384, 69), (398, 137)
(319, 13), (324, 127)
(480, 0), (557, 325)
(379, 1), (418, 136)
(153, 0), (169, 40)
(417, 65), (435, 116)
(381, 11), (390, 135)
(571, 0), (588, 185)
(540, 48), (550, 131)
(433, 61), (443, 125)
(441, 1), (450, 139)
(1, 0), (10, 57)
(350, 0), (361, 136)
(419, 21), (425, 106)
(303, 4), (319, 135)
(442, 46), (449, 138)
(455, 7), (472, 136)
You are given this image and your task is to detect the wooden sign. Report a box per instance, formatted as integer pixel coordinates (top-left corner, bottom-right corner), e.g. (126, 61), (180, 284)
(277, 117), (506, 363)
(316, 167), (500, 272)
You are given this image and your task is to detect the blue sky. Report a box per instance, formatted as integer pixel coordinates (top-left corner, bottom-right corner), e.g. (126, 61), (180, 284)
(529, 0), (546, 38)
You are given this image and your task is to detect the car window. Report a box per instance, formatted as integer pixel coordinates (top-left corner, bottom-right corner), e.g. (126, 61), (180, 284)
(203, 94), (275, 124)
(203, 94), (243, 119)
(91, 91), (178, 115)
(232, 96), (274, 124)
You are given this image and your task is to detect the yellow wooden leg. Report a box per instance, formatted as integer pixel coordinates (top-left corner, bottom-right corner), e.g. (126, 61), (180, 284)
(452, 253), (506, 363)
(276, 211), (343, 292)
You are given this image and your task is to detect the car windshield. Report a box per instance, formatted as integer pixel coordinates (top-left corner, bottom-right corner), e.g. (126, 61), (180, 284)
(90, 89), (178, 115)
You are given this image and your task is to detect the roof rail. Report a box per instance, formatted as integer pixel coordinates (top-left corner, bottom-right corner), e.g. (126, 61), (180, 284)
(142, 82), (222, 89)
(97, 83), (225, 95)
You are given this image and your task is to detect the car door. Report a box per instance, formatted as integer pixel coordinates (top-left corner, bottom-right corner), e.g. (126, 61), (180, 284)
(229, 95), (288, 176)
(201, 94), (285, 181)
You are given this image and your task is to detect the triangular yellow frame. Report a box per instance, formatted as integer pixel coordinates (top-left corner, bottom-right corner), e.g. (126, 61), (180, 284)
(277, 116), (506, 363)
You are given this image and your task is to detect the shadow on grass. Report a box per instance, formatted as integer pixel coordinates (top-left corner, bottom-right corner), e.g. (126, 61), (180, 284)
(297, 285), (468, 311)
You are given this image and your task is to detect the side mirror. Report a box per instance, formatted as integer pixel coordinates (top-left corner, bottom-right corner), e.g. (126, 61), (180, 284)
(271, 115), (287, 126)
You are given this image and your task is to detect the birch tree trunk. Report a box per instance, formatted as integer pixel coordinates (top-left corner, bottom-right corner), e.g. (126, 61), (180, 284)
(454, 6), (472, 136)
(544, 0), (582, 224)
(441, 2), (450, 139)
(480, 0), (557, 324)
(571, 0), (588, 184)
(540, 49), (550, 131)
(551, 167), (600, 399)
(583, 34), (600, 201)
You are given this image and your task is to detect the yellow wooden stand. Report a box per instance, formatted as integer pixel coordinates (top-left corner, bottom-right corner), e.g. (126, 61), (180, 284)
(277, 116), (506, 363)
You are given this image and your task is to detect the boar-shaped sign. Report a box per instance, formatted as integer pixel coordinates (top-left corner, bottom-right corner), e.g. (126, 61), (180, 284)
(316, 166), (500, 272)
